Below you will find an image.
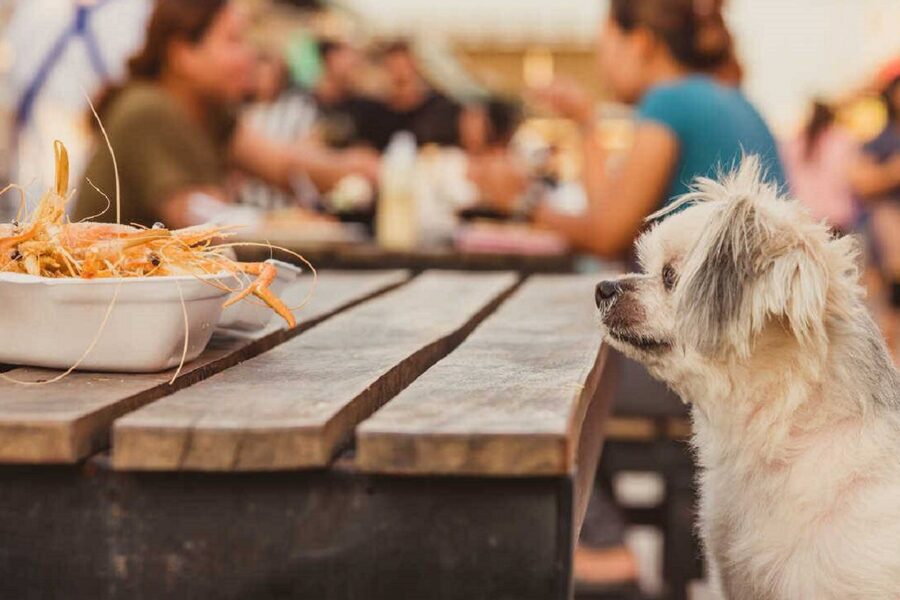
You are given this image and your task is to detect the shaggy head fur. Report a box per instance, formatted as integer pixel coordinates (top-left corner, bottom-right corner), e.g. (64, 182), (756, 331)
(596, 157), (900, 599)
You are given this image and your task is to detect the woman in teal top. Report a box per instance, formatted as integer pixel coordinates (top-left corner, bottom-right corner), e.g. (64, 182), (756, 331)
(529, 0), (788, 588)
(534, 0), (786, 257)
(638, 75), (786, 203)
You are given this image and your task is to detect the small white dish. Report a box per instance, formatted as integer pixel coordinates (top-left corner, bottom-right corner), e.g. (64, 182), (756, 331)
(218, 259), (303, 332)
(0, 272), (233, 373)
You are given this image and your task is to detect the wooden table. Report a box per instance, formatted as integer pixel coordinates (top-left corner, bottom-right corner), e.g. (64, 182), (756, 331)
(0, 270), (616, 600)
(233, 233), (576, 274)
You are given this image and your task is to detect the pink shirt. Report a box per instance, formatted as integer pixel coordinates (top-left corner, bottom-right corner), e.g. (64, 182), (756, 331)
(782, 128), (859, 230)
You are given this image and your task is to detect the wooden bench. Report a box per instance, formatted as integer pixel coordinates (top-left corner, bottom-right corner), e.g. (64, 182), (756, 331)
(0, 270), (616, 600)
(602, 412), (700, 600)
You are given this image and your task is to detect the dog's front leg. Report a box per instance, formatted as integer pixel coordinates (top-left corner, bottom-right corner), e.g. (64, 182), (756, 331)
(705, 556), (726, 599)
(695, 462), (730, 599)
(697, 514), (728, 599)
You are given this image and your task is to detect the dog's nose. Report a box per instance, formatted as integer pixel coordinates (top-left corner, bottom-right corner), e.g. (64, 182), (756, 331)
(595, 280), (622, 307)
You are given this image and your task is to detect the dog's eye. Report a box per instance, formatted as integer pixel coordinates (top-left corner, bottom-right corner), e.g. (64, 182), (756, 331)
(662, 264), (677, 291)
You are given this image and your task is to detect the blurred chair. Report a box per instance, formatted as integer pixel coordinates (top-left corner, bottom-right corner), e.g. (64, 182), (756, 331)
(596, 354), (702, 600)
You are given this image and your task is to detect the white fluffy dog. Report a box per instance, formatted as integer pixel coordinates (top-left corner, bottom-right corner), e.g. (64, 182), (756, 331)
(595, 158), (900, 599)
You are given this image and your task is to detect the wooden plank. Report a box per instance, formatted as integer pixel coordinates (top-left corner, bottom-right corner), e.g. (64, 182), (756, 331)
(112, 271), (519, 471)
(0, 271), (409, 464)
(602, 416), (692, 441)
(572, 349), (618, 536)
(357, 274), (609, 476)
(237, 242), (575, 274)
(605, 416), (659, 441)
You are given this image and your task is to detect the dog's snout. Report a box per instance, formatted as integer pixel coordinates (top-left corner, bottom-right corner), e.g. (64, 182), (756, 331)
(595, 280), (622, 307)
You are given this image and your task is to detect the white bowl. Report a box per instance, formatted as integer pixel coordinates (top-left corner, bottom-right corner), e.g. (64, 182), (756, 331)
(0, 272), (233, 373)
(218, 259), (303, 332)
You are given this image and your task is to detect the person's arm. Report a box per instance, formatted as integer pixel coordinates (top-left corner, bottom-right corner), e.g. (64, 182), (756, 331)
(527, 79), (678, 257)
(230, 124), (380, 193)
(849, 153), (900, 200)
(157, 187), (228, 230)
(535, 122), (678, 257)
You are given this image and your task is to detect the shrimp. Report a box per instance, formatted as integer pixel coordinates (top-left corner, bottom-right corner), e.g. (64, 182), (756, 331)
(223, 262), (296, 328)
(0, 140), (304, 328)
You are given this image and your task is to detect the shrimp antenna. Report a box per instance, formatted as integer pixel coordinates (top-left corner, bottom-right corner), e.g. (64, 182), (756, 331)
(83, 88), (120, 224)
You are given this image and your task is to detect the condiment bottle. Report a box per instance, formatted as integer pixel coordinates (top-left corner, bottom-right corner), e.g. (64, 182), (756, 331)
(376, 131), (418, 250)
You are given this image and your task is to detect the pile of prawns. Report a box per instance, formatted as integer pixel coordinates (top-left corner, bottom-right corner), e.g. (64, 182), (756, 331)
(0, 141), (297, 328)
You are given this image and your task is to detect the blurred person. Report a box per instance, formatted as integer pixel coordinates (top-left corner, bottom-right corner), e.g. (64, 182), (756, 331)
(704, 0), (743, 87)
(461, 99), (529, 211)
(531, 0), (786, 258)
(851, 70), (900, 329)
(74, 0), (377, 229)
(458, 98), (521, 155)
(520, 0), (786, 589)
(239, 52), (318, 210)
(246, 42), (365, 148)
(782, 100), (859, 233)
(355, 41), (461, 151)
(312, 40), (358, 107)
(457, 102), (492, 156)
(4, 0), (151, 201)
(310, 39), (378, 148)
(253, 52), (290, 104)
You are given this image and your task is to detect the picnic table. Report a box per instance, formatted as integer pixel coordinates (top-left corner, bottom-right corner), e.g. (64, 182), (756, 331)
(231, 224), (576, 274)
(0, 270), (616, 600)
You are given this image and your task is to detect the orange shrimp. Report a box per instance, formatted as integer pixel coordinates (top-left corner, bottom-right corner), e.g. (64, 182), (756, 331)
(0, 140), (305, 328)
(222, 262), (296, 328)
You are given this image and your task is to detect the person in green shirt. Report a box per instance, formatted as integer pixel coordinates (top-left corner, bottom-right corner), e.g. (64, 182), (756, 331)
(75, 0), (379, 229)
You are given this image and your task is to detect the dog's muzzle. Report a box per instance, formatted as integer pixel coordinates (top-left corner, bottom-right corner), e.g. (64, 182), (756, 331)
(595, 279), (622, 310)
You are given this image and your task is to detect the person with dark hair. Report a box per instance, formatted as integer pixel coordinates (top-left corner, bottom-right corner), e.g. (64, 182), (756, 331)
(803, 101), (837, 160)
(313, 40), (357, 106)
(461, 98), (529, 211)
(782, 100), (858, 232)
(74, 0), (377, 228)
(851, 67), (900, 315)
(310, 39), (369, 147)
(515, 0), (787, 589)
(350, 41), (462, 151)
(459, 98), (523, 154)
(530, 0), (786, 258)
(239, 52), (317, 210)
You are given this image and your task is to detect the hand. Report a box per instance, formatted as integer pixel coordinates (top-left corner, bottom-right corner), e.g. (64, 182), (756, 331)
(341, 147), (381, 182)
(530, 78), (595, 127)
(888, 154), (900, 178)
(466, 153), (528, 212)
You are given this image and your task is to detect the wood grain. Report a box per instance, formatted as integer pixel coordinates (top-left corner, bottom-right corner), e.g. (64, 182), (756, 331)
(237, 241), (575, 274)
(112, 271), (519, 471)
(356, 275), (609, 476)
(0, 271), (408, 463)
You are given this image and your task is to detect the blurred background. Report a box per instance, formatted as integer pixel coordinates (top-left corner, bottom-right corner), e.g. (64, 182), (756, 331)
(0, 1), (898, 598)
(1, 0), (898, 183)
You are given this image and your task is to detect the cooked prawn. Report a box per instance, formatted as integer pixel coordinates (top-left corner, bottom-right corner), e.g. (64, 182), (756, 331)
(0, 140), (303, 328)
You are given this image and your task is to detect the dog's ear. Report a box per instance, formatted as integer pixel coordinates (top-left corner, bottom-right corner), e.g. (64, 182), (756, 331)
(675, 162), (827, 357)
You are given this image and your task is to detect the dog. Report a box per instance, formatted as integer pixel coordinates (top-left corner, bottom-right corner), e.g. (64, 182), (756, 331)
(595, 157), (900, 599)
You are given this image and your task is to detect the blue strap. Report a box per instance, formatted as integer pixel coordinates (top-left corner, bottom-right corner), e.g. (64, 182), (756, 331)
(15, 0), (114, 129)
(80, 9), (110, 82)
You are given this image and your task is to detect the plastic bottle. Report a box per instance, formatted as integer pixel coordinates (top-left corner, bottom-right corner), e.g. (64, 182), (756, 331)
(376, 131), (418, 250)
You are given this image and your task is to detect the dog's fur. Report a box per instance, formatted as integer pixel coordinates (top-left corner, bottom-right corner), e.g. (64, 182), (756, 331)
(595, 158), (900, 599)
